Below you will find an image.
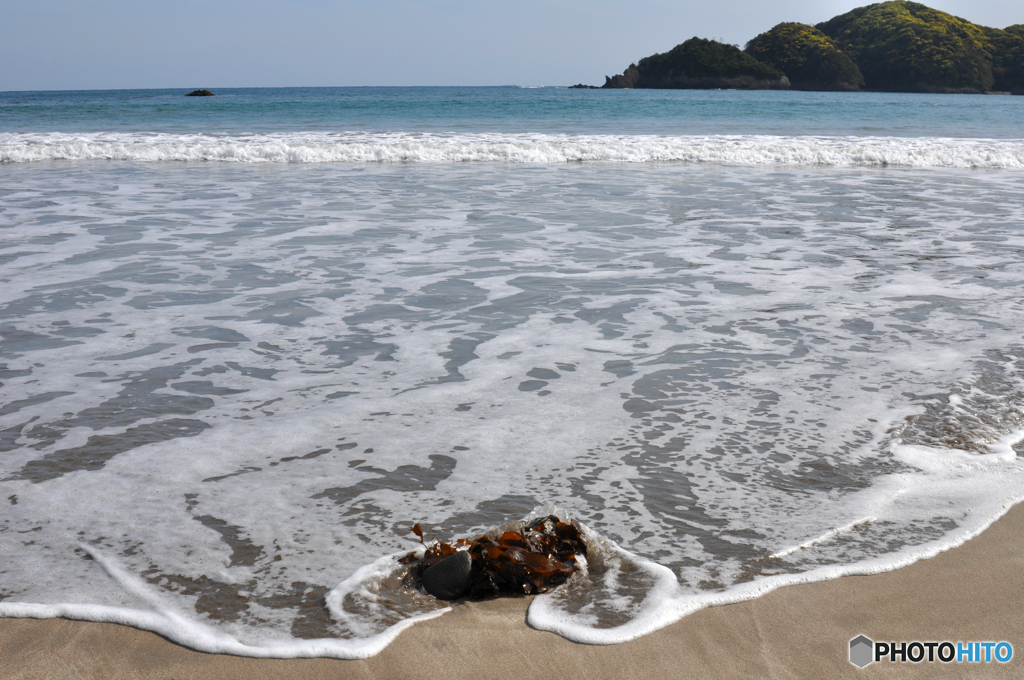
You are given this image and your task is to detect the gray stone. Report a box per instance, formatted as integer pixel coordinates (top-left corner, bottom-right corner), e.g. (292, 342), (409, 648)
(421, 550), (472, 600)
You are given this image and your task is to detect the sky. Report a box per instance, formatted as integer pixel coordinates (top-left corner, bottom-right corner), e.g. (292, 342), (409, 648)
(1, 0), (1021, 91)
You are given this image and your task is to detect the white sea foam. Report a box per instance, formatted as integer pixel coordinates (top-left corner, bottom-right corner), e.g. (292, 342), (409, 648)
(2, 132), (1024, 167)
(0, 544), (448, 659)
(528, 434), (1024, 644)
(767, 517), (876, 559)
(3, 161), (1024, 656)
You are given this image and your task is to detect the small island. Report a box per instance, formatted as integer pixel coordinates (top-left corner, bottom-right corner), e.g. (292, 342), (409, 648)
(590, 1), (1023, 94)
(185, 89), (215, 97)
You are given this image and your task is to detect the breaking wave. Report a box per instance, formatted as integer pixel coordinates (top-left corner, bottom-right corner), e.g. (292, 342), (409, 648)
(3, 132), (1024, 168)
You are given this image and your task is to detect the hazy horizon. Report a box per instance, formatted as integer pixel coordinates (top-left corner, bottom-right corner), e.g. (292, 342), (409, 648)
(1, 0), (1021, 92)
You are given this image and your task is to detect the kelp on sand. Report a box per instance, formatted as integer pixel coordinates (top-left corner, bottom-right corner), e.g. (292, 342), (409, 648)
(401, 516), (588, 600)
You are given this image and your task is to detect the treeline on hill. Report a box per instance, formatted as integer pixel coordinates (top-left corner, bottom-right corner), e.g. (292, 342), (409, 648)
(599, 1), (1024, 93)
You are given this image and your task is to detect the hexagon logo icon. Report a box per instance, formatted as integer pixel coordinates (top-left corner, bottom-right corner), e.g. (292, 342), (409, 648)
(850, 635), (874, 668)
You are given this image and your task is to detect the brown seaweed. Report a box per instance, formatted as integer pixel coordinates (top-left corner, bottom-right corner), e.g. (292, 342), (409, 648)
(402, 515), (587, 599)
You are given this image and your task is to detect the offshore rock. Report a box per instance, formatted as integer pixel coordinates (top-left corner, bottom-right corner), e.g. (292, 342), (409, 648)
(420, 550), (472, 600)
(185, 89), (215, 97)
(568, 83), (599, 89)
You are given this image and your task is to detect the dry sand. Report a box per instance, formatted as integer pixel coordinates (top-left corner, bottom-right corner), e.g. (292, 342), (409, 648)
(3, 504), (1024, 679)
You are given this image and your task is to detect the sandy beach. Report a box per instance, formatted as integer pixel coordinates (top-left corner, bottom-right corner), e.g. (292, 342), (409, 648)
(1, 503), (1022, 679)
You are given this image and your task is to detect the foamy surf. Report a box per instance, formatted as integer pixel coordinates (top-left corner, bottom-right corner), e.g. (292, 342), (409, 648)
(4, 154), (1024, 658)
(0, 544), (449, 659)
(5, 439), (1024, 655)
(3, 132), (1024, 168)
(528, 433), (1024, 645)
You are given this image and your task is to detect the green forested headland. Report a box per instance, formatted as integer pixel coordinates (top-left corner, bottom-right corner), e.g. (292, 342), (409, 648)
(599, 1), (1023, 93)
(745, 23), (864, 90)
(985, 24), (1024, 92)
(604, 38), (787, 90)
(816, 1), (994, 92)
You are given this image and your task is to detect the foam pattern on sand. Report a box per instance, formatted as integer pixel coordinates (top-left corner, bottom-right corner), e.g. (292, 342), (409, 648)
(3, 160), (1024, 653)
(528, 433), (1024, 643)
(3, 132), (1024, 167)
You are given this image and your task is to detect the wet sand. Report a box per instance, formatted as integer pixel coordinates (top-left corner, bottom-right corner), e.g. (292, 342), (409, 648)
(3, 503), (1024, 679)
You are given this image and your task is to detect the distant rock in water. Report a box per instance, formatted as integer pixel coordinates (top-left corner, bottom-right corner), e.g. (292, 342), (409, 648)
(603, 38), (789, 90)
(568, 83), (599, 89)
(185, 89), (215, 97)
(746, 23), (864, 91)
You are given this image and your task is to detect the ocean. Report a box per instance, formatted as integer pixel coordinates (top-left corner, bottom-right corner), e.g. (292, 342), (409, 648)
(2, 86), (1024, 657)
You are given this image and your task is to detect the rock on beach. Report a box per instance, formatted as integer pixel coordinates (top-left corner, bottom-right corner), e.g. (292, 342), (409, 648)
(420, 550), (473, 600)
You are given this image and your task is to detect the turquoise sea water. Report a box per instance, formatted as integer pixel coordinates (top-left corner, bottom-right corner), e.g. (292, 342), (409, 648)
(2, 86), (1023, 136)
(1, 87), (1024, 656)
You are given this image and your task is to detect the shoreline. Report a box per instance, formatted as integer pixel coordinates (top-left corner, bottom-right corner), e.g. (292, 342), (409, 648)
(4, 504), (1024, 678)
